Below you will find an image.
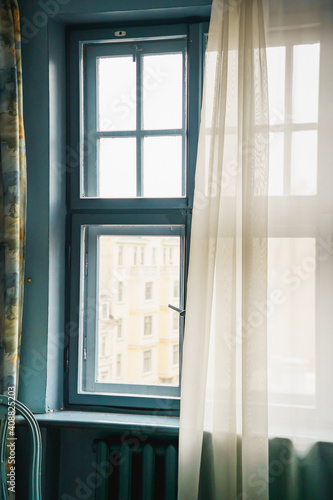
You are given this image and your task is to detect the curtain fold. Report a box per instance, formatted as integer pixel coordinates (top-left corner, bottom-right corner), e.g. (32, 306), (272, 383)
(178, 0), (269, 498)
(0, 0), (26, 397)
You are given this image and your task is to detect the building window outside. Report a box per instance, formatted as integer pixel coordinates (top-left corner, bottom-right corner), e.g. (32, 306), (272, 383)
(100, 370), (109, 381)
(118, 245), (124, 266)
(144, 315), (153, 336)
(173, 344), (179, 366)
(172, 312), (178, 331)
(140, 247), (145, 265)
(118, 282), (123, 302)
(143, 350), (152, 374)
(152, 247), (156, 265)
(116, 354), (122, 378)
(134, 246), (137, 265)
(99, 301), (109, 320)
(117, 318), (123, 340)
(173, 280), (179, 298)
(145, 281), (153, 301)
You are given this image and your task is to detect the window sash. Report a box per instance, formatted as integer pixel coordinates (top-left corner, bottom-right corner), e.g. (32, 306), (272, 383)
(77, 222), (185, 398)
(83, 39), (187, 199)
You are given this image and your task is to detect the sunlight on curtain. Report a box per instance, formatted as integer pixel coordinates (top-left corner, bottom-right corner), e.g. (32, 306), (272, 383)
(0, 0), (26, 396)
(266, 0), (333, 453)
(178, 0), (270, 498)
(179, 0), (333, 498)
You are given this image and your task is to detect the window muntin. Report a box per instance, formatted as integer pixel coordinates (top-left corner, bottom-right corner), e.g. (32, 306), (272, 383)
(83, 39), (187, 199)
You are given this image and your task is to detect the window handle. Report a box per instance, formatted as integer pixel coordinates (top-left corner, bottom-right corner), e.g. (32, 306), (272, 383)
(168, 304), (186, 316)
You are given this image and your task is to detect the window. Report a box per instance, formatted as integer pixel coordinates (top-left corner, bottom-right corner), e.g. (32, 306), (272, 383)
(173, 280), (179, 299)
(266, 33), (320, 409)
(100, 370), (109, 381)
(266, 42), (320, 197)
(116, 354), (122, 379)
(263, 24), (333, 439)
(117, 318), (123, 340)
(143, 350), (152, 374)
(68, 22), (206, 410)
(173, 344), (179, 366)
(82, 38), (186, 199)
(172, 312), (178, 331)
(99, 301), (109, 320)
(145, 282), (153, 301)
(144, 315), (153, 336)
(118, 282), (123, 302)
(118, 245), (124, 266)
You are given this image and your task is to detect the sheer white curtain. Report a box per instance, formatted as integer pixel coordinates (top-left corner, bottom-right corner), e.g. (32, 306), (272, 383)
(266, 1), (333, 453)
(178, 0), (270, 498)
(179, 0), (333, 498)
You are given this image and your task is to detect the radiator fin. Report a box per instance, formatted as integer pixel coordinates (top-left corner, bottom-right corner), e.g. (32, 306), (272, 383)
(142, 444), (155, 500)
(165, 444), (178, 500)
(119, 443), (132, 500)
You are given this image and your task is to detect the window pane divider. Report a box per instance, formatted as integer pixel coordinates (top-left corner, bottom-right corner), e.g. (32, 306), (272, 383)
(95, 129), (184, 138)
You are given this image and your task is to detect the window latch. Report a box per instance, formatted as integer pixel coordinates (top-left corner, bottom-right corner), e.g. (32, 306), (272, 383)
(168, 304), (186, 316)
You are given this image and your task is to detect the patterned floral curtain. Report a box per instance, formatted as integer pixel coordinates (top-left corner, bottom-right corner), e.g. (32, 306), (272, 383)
(0, 0), (26, 397)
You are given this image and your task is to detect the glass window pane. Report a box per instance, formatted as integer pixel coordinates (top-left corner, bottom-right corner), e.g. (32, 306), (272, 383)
(268, 238), (316, 406)
(292, 44), (320, 124)
(98, 138), (136, 198)
(143, 53), (183, 130)
(269, 132), (284, 195)
(143, 136), (182, 197)
(98, 56), (136, 131)
(267, 46), (286, 125)
(96, 235), (181, 386)
(291, 130), (317, 195)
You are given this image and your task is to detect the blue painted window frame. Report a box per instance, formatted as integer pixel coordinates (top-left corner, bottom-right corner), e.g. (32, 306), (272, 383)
(67, 22), (208, 413)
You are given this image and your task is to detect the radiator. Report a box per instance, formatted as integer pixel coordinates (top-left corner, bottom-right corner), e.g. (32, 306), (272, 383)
(94, 436), (178, 500)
